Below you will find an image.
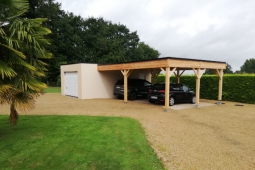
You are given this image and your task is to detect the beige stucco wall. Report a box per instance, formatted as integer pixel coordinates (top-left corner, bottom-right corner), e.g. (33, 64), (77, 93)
(80, 64), (123, 99)
(61, 63), (151, 100)
(129, 69), (151, 81)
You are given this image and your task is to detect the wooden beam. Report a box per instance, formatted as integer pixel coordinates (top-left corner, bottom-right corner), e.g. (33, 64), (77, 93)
(174, 70), (185, 84)
(98, 58), (226, 71)
(126, 69), (133, 77)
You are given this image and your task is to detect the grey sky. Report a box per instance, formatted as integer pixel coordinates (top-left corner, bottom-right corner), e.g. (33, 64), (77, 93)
(55, 0), (255, 71)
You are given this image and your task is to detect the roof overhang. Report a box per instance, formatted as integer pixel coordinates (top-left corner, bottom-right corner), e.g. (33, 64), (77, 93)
(97, 57), (226, 71)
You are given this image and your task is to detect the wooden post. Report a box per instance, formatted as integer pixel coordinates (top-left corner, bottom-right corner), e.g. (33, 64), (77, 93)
(161, 67), (176, 110)
(121, 70), (132, 103)
(193, 68), (205, 107)
(174, 70), (185, 84)
(196, 69), (200, 105)
(165, 67), (170, 109)
(150, 69), (160, 84)
(215, 69), (223, 103)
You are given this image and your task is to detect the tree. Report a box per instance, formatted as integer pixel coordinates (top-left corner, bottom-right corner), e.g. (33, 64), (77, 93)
(224, 63), (233, 74)
(240, 58), (255, 73)
(0, 0), (51, 125)
(136, 42), (160, 60)
(81, 17), (140, 63)
(23, 1), (160, 82)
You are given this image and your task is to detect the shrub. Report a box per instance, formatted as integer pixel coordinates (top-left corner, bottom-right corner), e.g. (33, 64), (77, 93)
(155, 74), (255, 104)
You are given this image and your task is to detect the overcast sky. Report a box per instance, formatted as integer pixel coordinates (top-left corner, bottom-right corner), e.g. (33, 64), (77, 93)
(55, 0), (255, 71)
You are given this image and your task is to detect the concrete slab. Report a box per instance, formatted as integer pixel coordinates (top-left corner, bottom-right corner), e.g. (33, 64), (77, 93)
(170, 102), (215, 110)
(134, 99), (215, 110)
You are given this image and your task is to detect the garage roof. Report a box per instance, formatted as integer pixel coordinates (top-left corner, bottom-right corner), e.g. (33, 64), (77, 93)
(97, 57), (226, 71)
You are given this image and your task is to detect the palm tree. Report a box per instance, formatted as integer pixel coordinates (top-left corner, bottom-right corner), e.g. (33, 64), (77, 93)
(0, 0), (52, 125)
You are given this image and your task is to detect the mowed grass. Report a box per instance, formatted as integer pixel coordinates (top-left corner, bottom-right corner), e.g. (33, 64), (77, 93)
(44, 87), (61, 93)
(0, 115), (164, 170)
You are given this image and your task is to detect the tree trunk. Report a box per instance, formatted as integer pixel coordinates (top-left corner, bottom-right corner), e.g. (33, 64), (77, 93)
(9, 102), (18, 125)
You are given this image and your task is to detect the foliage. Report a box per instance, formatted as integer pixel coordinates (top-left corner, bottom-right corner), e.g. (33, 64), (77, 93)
(23, 0), (160, 82)
(156, 74), (255, 104)
(0, 0), (52, 125)
(0, 115), (164, 169)
(136, 42), (160, 60)
(240, 58), (255, 73)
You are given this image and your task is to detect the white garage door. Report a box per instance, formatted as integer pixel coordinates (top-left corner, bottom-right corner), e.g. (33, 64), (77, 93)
(64, 72), (78, 97)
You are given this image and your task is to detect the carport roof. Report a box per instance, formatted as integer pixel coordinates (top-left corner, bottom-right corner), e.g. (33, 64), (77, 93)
(97, 57), (226, 71)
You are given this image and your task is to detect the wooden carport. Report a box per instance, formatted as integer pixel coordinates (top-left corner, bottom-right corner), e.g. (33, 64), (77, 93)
(98, 57), (226, 110)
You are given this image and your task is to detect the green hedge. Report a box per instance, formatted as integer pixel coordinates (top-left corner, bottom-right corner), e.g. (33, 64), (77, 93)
(155, 74), (255, 104)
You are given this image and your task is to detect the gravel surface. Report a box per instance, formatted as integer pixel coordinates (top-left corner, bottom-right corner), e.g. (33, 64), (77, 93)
(1, 94), (255, 170)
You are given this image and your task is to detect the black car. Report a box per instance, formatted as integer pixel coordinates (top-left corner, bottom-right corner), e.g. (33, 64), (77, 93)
(148, 83), (196, 106)
(114, 78), (152, 100)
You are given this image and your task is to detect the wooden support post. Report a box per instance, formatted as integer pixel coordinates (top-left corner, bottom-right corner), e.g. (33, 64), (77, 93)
(192, 68), (205, 107)
(215, 69), (223, 104)
(174, 70), (185, 84)
(150, 69), (160, 84)
(161, 67), (176, 110)
(195, 69), (200, 106)
(165, 67), (170, 109)
(121, 70), (132, 103)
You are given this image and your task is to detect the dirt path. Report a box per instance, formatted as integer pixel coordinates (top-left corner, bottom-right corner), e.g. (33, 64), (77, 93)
(1, 94), (255, 170)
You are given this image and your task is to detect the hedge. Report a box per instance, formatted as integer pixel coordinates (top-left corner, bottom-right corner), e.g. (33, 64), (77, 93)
(155, 74), (255, 104)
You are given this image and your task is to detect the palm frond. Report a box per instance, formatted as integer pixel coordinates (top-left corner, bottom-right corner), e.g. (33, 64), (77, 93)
(0, 0), (29, 20)
(0, 60), (17, 78)
(7, 55), (36, 71)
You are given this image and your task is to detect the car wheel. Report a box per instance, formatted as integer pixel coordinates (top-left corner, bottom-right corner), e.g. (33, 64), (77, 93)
(169, 97), (175, 106)
(129, 92), (136, 100)
(191, 96), (196, 104)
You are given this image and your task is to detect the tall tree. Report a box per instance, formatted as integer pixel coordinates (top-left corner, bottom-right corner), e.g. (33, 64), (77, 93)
(82, 17), (140, 63)
(240, 58), (255, 73)
(224, 63), (233, 74)
(0, 0), (51, 125)
(24, 1), (160, 82)
(136, 42), (160, 60)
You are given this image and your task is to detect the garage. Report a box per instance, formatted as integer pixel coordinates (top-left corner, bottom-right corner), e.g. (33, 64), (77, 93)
(61, 57), (226, 110)
(64, 72), (78, 97)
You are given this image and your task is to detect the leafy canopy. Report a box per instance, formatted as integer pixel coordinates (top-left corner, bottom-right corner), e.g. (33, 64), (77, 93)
(240, 58), (255, 73)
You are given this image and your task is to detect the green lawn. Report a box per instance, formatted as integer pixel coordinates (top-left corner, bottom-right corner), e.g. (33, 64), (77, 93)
(44, 87), (61, 93)
(0, 115), (164, 170)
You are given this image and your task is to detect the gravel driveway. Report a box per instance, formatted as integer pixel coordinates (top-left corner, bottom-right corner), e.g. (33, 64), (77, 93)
(1, 94), (255, 170)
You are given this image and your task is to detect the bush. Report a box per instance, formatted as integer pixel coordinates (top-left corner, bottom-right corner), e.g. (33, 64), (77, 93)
(155, 74), (255, 104)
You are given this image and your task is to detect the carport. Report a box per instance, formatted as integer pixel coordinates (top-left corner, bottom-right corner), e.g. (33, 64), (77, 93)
(98, 57), (226, 110)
